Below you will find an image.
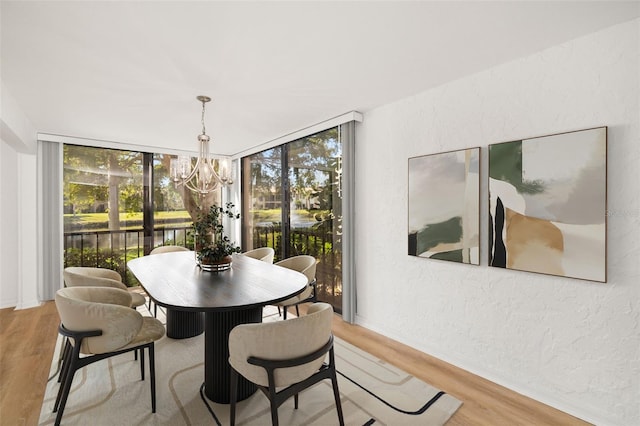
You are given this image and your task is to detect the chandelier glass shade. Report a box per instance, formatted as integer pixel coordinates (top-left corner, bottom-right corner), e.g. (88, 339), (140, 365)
(170, 96), (232, 194)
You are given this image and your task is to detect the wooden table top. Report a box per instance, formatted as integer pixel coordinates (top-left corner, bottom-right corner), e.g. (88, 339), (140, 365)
(127, 251), (307, 312)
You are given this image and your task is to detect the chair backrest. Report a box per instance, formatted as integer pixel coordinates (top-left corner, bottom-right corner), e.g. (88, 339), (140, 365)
(228, 302), (333, 388)
(242, 247), (275, 263)
(63, 267), (127, 290)
(274, 255), (317, 285)
(55, 286), (142, 354)
(150, 245), (190, 255)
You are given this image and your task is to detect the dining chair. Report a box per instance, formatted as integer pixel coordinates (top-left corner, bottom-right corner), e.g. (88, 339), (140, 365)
(242, 247), (275, 263)
(228, 302), (344, 426)
(53, 286), (165, 426)
(63, 266), (146, 308)
(149, 245), (190, 255)
(273, 255), (317, 319)
(62, 266), (149, 366)
(148, 245), (191, 316)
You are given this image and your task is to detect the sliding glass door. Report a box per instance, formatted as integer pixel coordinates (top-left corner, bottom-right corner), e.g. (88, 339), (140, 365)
(241, 147), (283, 256)
(63, 145), (145, 282)
(242, 127), (343, 313)
(63, 145), (193, 285)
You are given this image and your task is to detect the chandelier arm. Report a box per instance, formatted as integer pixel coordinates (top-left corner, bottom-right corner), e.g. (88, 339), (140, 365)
(181, 155), (203, 184)
(180, 158), (223, 194)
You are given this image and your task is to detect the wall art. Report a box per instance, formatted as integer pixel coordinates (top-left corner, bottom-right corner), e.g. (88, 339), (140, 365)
(489, 127), (607, 282)
(408, 147), (480, 265)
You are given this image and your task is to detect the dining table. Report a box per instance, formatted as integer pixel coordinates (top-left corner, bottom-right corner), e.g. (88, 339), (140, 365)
(127, 251), (308, 403)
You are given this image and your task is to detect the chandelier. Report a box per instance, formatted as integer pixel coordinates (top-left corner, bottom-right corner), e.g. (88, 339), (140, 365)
(170, 96), (232, 194)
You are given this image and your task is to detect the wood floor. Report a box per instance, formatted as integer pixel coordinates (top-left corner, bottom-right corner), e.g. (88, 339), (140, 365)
(0, 301), (590, 426)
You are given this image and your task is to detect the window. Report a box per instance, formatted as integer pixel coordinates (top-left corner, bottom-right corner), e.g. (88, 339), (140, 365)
(241, 127), (343, 313)
(152, 154), (192, 247)
(63, 145), (192, 284)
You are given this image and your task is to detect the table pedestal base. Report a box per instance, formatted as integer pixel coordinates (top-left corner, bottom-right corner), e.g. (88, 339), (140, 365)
(166, 310), (204, 339)
(204, 308), (262, 403)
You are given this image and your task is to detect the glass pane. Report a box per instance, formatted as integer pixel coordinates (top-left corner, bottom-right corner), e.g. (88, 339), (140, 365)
(153, 154), (193, 249)
(241, 128), (343, 313)
(287, 128), (342, 313)
(242, 147), (283, 258)
(63, 145), (143, 280)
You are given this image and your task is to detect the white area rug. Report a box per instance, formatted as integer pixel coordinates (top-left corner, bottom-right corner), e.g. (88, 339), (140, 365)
(39, 306), (461, 425)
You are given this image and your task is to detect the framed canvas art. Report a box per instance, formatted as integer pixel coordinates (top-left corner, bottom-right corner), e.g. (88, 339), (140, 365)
(489, 127), (607, 282)
(408, 147), (480, 265)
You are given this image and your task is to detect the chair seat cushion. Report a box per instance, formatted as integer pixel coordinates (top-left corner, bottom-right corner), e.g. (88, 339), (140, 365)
(130, 292), (146, 307)
(122, 317), (165, 350)
(277, 285), (313, 307)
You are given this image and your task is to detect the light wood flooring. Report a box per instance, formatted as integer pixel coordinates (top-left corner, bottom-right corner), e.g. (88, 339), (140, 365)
(0, 301), (590, 425)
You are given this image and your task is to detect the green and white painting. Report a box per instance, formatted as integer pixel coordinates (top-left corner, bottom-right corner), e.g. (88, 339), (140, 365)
(408, 147), (480, 265)
(489, 127), (607, 282)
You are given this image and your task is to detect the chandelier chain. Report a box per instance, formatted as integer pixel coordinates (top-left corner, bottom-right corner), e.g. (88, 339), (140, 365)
(201, 99), (206, 135)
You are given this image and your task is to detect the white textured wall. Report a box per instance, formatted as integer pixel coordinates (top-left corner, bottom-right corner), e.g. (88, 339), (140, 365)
(1, 80), (37, 154)
(0, 140), (20, 308)
(0, 80), (39, 309)
(355, 19), (639, 426)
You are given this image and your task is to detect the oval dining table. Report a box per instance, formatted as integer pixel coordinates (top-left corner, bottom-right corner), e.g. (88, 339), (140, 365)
(127, 251), (307, 403)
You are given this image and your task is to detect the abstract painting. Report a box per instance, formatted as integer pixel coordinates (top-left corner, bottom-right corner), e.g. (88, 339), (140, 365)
(408, 147), (480, 265)
(489, 127), (607, 282)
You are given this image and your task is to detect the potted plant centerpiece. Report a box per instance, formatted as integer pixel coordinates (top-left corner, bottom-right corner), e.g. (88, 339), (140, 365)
(192, 202), (241, 271)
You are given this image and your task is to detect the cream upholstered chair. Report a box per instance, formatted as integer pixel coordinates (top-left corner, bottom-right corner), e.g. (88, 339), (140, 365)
(274, 255), (317, 319)
(149, 245), (190, 255)
(53, 286), (165, 426)
(63, 266), (146, 308)
(148, 245), (190, 316)
(242, 247), (275, 263)
(228, 302), (343, 426)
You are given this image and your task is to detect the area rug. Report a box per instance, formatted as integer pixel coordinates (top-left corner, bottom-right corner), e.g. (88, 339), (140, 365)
(39, 306), (461, 425)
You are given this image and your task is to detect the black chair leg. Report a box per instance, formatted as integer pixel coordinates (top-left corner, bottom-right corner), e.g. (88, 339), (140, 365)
(230, 368), (238, 426)
(58, 339), (71, 383)
(269, 400), (279, 426)
(295, 304), (300, 317)
(331, 372), (345, 425)
(149, 344), (156, 413)
(53, 340), (73, 413)
(294, 393), (299, 409)
(54, 344), (81, 426)
(283, 306), (288, 320)
(140, 346), (145, 380)
(329, 349), (345, 426)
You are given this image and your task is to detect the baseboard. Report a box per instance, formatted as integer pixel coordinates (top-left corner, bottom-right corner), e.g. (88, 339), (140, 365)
(14, 299), (42, 310)
(0, 299), (18, 309)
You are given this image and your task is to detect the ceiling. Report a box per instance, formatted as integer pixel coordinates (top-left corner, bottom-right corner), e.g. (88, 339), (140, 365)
(2, 1), (638, 157)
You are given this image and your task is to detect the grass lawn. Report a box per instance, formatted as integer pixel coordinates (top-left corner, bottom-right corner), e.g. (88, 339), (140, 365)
(64, 211), (191, 225)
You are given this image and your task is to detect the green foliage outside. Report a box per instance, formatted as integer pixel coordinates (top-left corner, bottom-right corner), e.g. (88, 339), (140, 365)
(253, 221), (337, 262)
(64, 247), (143, 287)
